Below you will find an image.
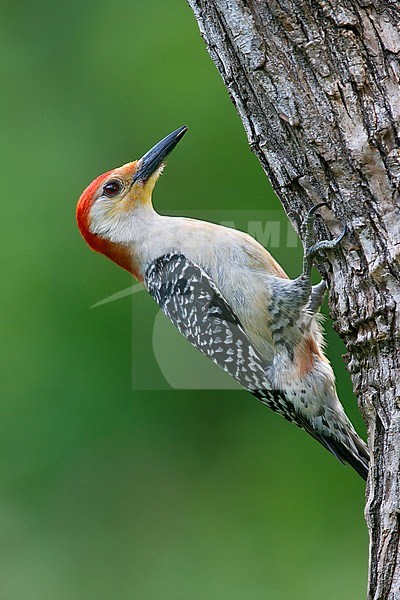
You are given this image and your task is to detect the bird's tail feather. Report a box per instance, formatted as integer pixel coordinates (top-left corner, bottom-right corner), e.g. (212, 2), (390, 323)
(296, 413), (369, 480)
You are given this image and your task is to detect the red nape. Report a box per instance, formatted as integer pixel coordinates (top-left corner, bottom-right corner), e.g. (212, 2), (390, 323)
(75, 171), (142, 280)
(76, 171), (112, 237)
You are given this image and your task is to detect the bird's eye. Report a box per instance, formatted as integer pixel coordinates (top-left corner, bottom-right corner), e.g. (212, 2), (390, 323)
(103, 180), (122, 197)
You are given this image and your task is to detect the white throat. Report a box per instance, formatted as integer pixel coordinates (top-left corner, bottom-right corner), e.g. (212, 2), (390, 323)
(89, 200), (159, 245)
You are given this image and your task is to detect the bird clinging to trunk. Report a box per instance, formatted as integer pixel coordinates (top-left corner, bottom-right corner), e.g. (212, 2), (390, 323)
(76, 125), (369, 480)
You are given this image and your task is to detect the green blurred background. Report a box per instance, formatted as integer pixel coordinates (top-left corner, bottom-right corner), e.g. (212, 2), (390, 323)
(2, 1), (367, 598)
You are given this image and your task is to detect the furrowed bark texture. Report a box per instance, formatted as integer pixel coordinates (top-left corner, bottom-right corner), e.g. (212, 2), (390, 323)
(186, 1), (400, 597)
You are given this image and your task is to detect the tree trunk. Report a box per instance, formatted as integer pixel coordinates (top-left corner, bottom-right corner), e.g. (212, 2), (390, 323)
(186, 1), (400, 597)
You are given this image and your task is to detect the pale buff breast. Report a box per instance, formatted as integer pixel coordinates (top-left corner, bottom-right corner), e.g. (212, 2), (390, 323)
(136, 216), (288, 362)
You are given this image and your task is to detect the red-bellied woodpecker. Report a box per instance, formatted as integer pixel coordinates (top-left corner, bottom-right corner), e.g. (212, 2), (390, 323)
(76, 125), (369, 480)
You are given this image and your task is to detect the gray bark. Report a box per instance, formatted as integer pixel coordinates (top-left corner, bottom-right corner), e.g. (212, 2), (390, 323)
(186, 1), (400, 598)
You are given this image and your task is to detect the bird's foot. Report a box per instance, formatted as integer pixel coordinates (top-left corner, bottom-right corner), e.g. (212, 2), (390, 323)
(301, 203), (346, 277)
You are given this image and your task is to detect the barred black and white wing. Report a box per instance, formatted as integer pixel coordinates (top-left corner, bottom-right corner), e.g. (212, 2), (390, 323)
(145, 253), (369, 479)
(145, 253), (299, 424)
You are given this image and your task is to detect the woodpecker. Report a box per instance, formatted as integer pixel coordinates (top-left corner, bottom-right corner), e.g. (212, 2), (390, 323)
(76, 125), (369, 480)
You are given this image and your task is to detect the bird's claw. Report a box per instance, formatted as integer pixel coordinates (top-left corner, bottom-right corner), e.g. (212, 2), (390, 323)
(302, 205), (346, 277)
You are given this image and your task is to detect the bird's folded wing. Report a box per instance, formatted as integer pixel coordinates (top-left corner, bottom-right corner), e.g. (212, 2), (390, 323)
(145, 253), (297, 423)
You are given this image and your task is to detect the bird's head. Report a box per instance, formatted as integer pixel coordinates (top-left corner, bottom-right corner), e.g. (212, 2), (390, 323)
(76, 125), (187, 275)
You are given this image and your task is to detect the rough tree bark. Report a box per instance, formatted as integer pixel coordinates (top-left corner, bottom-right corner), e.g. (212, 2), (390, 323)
(186, 1), (400, 598)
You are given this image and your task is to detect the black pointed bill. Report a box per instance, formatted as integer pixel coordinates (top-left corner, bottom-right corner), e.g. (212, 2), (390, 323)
(132, 125), (188, 184)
